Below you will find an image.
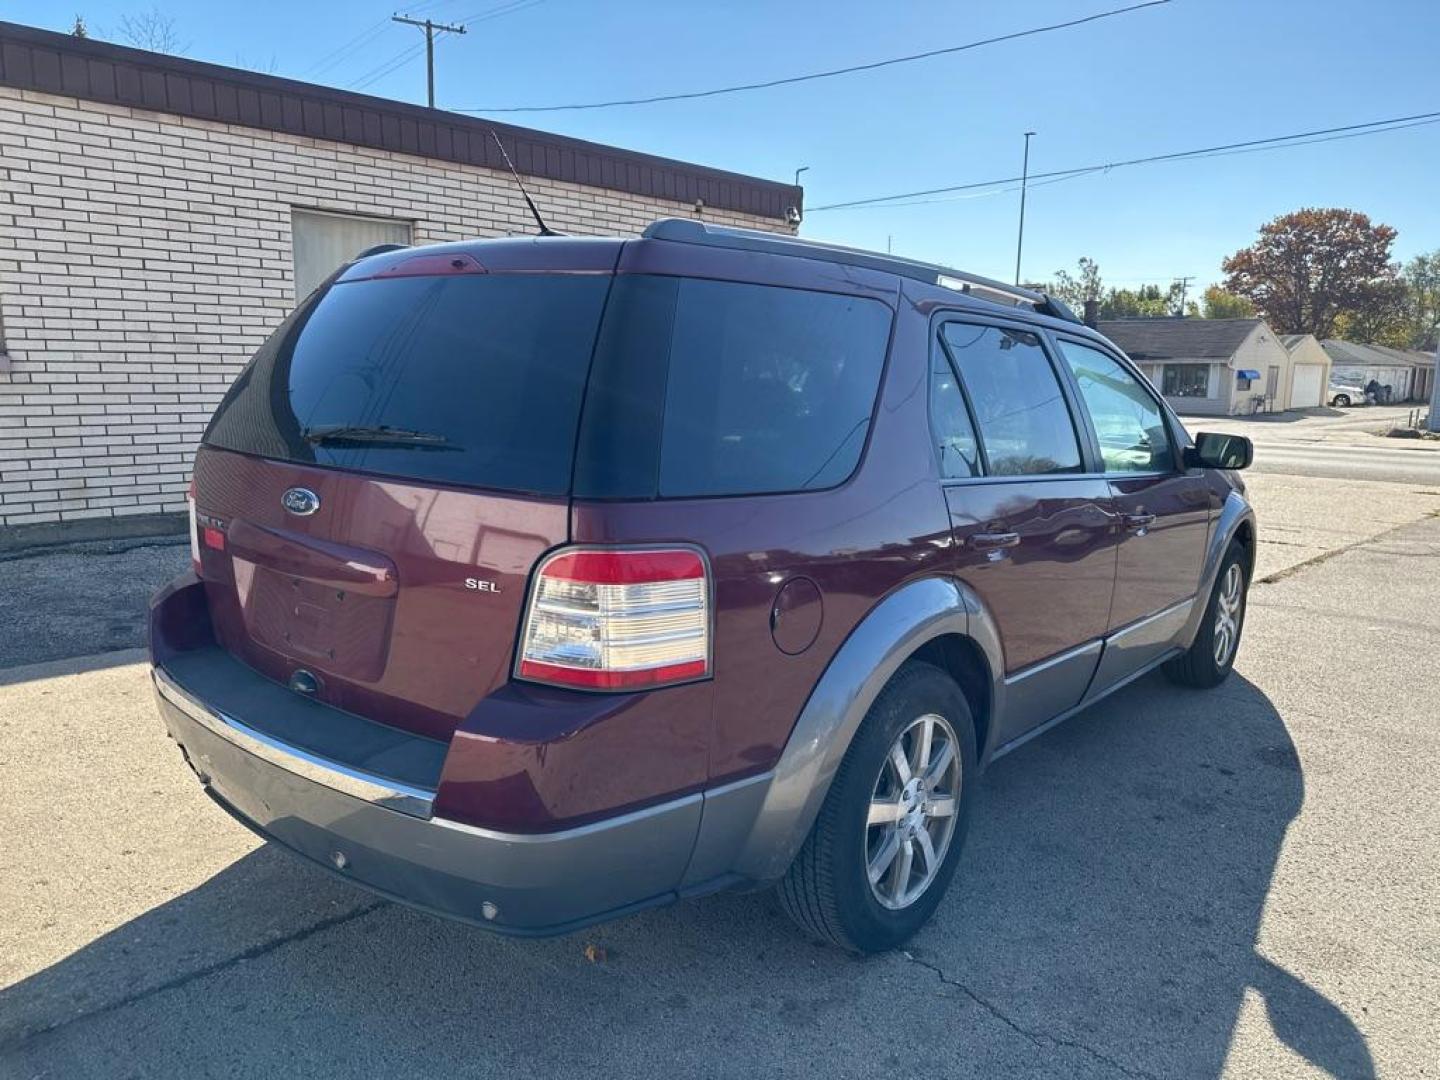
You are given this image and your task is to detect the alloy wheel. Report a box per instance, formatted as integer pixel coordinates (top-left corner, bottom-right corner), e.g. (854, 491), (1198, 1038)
(1213, 562), (1244, 668)
(865, 713), (962, 911)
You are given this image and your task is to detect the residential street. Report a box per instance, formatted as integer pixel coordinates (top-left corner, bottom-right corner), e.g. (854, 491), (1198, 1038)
(1183, 404), (1440, 484)
(2, 444), (1439, 1077)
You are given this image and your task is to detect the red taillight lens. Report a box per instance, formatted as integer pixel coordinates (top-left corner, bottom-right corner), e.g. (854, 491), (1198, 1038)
(517, 547), (711, 691)
(187, 478), (201, 573)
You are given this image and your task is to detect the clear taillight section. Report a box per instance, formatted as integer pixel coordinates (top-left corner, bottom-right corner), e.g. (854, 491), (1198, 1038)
(187, 478), (200, 574)
(517, 548), (710, 691)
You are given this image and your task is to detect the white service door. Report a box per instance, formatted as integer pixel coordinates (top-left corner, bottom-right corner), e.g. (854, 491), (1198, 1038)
(1290, 363), (1323, 408)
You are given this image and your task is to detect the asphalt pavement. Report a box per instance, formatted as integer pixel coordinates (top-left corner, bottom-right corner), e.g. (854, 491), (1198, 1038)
(2, 433), (1438, 1077)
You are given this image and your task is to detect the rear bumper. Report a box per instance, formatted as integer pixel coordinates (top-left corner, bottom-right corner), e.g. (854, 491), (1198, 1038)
(153, 664), (716, 935)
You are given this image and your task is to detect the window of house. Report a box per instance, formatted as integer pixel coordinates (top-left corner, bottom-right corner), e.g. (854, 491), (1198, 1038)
(291, 208), (413, 300)
(1056, 340), (1173, 474)
(1162, 363), (1211, 398)
(941, 322), (1082, 476)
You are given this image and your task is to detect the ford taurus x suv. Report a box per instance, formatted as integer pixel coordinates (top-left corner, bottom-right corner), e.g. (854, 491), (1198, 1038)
(150, 219), (1256, 952)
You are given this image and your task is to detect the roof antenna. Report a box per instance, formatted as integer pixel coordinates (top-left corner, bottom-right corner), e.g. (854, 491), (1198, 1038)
(488, 130), (559, 237)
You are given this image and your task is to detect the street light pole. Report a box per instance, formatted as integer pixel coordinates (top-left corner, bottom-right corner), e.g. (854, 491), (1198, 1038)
(794, 166), (809, 188)
(1015, 131), (1035, 286)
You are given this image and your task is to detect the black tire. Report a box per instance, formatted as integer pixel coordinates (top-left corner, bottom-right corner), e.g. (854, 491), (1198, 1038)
(1164, 540), (1248, 689)
(1332, 394), (1350, 407)
(777, 660), (977, 953)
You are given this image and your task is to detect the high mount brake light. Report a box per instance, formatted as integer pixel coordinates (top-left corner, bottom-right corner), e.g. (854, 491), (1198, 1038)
(517, 548), (711, 691)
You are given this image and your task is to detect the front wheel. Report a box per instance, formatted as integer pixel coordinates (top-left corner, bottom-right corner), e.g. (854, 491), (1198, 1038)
(1164, 541), (1249, 688)
(777, 660), (977, 953)
(1332, 394), (1351, 407)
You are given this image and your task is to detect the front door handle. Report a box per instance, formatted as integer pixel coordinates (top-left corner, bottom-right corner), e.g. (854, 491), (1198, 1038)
(1123, 513), (1156, 533)
(969, 531), (1021, 551)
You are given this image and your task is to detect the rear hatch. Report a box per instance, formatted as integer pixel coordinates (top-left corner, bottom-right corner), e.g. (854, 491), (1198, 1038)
(193, 239), (620, 740)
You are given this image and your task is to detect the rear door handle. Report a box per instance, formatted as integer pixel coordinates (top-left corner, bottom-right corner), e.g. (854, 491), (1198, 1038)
(1123, 513), (1156, 533)
(969, 531), (1021, 551)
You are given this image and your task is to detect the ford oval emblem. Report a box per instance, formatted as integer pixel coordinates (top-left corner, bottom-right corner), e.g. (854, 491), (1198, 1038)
(281, 487), (320, 516)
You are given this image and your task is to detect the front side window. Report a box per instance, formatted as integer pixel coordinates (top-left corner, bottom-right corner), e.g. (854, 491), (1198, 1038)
(941, 322), (1082, 476)
(1161, 363), (1211, 398)
(1057, 340), (1174, 474)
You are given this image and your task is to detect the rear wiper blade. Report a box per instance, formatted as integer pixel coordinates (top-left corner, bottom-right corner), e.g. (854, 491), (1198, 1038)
(301, 424), (456, 448)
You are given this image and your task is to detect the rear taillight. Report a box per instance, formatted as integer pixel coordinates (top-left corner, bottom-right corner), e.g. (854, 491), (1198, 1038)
(187, 478), (200, 573)
(517, 547), (711, 691)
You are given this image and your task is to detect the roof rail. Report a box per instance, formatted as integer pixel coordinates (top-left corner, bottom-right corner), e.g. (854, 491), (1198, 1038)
(641, 218), (1080, 324)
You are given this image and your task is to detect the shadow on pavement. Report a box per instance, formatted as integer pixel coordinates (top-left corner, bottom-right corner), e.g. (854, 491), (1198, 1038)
(0, 673), (1374, 1077)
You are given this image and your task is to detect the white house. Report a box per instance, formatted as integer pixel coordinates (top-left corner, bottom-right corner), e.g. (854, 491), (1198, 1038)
(1097, 318), (1300, 416)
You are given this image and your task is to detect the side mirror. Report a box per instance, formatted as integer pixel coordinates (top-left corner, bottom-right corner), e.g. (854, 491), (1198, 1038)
(1185, 432), (1253, 471)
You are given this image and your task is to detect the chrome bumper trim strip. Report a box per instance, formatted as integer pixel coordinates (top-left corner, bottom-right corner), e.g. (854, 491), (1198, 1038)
(153, 665), (436, 818)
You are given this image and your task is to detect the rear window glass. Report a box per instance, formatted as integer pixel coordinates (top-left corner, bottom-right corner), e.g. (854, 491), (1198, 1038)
(203, 274), (611, 495)
(575, 276), (892, 499)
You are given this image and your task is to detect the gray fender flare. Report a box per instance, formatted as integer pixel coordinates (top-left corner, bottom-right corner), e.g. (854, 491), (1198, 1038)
(729, 575), (1003, 883)
(1178, 490), (1257, 648)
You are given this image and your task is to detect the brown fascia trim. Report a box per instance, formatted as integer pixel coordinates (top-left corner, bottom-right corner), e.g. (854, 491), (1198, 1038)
(0, 20), (802, 221)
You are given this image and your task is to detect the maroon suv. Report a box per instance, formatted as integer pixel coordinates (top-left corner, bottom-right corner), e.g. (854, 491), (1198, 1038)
(150, 219), (1256, 952)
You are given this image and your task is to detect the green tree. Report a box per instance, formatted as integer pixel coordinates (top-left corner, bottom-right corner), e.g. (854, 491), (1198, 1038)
(1200, 285), (1254, 319)
(1222, 208), (1400, 338)
(1400, 251), (1440, 350)
(1100, 283), (1184, 319)
(1047, 257), (1104, 311)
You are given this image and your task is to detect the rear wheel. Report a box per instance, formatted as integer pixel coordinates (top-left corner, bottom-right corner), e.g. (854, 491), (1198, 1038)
(778, 661), (977, 953)
(1332, 394), (1351, 407)
(1164, 541), (1248, 688)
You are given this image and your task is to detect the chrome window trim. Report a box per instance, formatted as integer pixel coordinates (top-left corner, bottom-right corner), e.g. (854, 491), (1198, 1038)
(153, 666), (436, 818)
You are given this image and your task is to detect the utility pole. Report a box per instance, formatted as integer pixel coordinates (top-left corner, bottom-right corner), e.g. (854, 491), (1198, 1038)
(1173, 276), (1195, 317)
(1015, 131), (1035, 286)
(392, 13), (466, 108)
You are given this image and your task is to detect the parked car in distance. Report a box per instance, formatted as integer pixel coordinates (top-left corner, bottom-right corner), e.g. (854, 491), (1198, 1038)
(1328, 378), (1367, 407)
(150, 220), (1257, 953)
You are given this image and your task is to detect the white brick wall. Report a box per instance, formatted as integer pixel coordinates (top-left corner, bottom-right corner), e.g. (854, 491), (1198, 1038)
(0, 87), (793, 529)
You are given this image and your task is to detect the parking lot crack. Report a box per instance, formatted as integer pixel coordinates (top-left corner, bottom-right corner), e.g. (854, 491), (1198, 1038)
(897, 951), (1161, 1080)
(0, 901), (387, 1052)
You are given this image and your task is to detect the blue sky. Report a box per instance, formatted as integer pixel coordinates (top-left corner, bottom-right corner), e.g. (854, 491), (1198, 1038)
(13, 0), (1440, 292)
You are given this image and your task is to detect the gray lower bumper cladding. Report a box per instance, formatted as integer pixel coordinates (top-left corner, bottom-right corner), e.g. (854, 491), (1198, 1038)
(153, 664), (769, 936)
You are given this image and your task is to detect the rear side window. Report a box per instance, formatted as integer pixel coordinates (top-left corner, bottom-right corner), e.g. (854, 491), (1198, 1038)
(203, 274), (611, 495)
(940, 323), (1082, 477)
(575, 277), (892, 499)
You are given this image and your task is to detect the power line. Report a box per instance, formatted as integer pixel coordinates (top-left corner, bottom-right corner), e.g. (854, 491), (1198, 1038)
(807, 110), (1440, 212)
(450, 0), (1173, 114)
(344, 0), (542, 93)
(348, 41), (428, 90)
(303, 0), (459, 78)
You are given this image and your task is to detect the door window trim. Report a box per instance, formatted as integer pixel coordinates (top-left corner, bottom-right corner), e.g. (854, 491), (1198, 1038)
(928, 311), (1100, 484)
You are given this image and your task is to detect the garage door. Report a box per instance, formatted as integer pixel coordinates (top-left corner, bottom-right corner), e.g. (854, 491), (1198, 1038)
(1290, 363), (1323, 408)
